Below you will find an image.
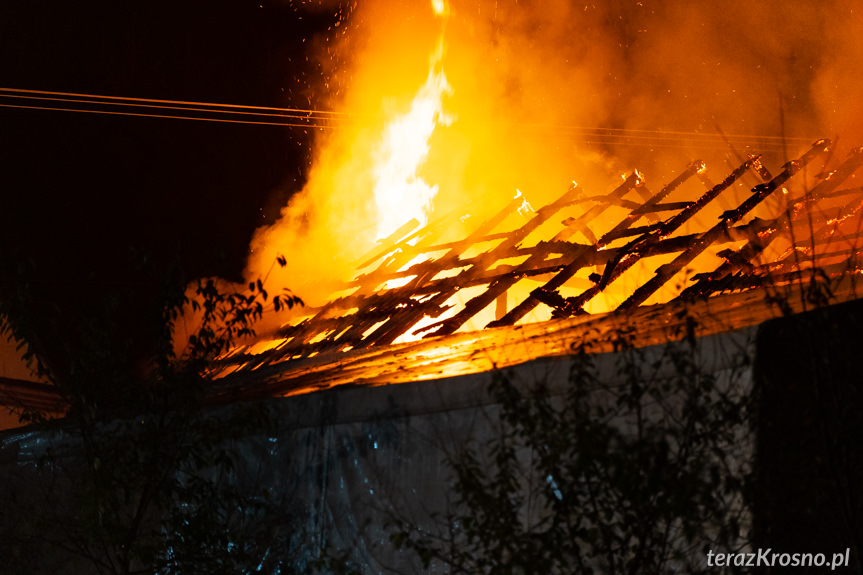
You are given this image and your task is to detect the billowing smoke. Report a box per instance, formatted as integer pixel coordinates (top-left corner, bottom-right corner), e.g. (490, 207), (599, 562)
(245, 0), (863, 331)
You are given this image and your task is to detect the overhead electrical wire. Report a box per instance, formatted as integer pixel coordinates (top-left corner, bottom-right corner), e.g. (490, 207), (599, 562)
(2, 94), (337, 122)
(0, 102), (343, 129)
(0, 86), (352, 129)
(0, 87), (818, 151)
(0, 87), (355, 117)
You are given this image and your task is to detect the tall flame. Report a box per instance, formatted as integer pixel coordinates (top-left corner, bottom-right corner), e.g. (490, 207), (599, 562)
(372, 2), (452, 240)
(236, 0), (863, 347)
(431, 0), (448, 17)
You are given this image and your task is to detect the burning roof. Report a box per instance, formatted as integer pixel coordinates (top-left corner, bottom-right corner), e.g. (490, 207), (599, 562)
(4, 138), (863, 414)
(202, 139), (863, 402)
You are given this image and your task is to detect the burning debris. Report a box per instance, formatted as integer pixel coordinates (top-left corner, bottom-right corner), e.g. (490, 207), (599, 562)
(206, 139), (863, 399)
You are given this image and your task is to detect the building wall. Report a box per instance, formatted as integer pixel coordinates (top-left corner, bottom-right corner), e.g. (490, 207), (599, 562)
(754, 297), (863, 572)
(239, 325), (756, 572)
(0, 326), (756, 573)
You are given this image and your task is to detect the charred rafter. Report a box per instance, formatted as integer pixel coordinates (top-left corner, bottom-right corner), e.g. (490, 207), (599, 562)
(212, 139), (863, 377)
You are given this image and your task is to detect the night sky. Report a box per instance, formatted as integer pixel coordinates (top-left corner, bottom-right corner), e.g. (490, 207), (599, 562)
(0, 0), (337, 382)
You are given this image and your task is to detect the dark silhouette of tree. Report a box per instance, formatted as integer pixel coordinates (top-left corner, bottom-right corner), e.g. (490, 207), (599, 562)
(0, 253), (313, 574)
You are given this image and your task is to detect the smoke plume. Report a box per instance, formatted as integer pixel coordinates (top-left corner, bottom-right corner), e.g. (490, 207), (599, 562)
(245, 0), (863, 330)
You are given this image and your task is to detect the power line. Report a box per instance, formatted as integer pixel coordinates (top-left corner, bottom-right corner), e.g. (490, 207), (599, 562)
(0, 87), (355, 116)
(0, 93), (338, 122)
(0, 103), (339, 129)
(0, 87), (350, 129)
(0, 87), (819, 150)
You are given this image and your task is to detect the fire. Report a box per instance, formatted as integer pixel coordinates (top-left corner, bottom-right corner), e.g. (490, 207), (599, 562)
(431, 0), (448, 17)
(243, 0), (458, 321)
(240, 0), (863, 349)
(372, 37), (452, 240)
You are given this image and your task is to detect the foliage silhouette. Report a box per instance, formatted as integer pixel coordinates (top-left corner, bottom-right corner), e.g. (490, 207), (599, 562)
(390, 321), (756, 574)
(0, 256), (318, 575)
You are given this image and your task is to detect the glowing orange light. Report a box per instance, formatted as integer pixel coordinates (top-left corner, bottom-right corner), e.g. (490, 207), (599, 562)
(431, 0), (447, 17)
(371, 32), (452, 240)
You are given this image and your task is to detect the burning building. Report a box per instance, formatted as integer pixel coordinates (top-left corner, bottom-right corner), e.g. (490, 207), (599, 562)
(205, 138), (863, 400)
(211, 0), (863, 398)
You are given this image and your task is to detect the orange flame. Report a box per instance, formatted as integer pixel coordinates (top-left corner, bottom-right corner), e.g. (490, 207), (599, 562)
(244, 0), (857, 344)
(372, 39), (452, 240)
(431, 0), (448, 17)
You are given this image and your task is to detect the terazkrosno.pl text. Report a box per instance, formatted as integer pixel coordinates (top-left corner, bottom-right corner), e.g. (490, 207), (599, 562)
(707, 548), (850, 570)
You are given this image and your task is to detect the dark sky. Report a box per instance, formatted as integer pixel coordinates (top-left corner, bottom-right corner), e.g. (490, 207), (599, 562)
(0, 0), (336, 382)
